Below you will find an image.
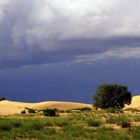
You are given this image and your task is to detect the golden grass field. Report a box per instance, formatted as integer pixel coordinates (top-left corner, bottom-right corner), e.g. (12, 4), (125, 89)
(1, 96), (140, 139)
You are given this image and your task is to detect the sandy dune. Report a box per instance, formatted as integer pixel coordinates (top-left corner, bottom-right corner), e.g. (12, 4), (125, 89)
(125, 95), (140, 109)
(0, 100), (92, 115)
(1, 95), (140, 115)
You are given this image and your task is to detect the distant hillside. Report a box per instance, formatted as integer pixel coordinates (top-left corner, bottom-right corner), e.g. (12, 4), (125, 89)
(0, 100), (92, 115)
(0, 95), (140, 115)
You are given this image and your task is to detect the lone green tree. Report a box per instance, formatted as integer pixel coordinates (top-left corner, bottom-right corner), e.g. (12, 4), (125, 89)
(94, 84), (132, 109)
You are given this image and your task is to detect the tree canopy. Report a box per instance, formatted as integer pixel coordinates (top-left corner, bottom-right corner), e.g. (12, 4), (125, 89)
(94, 84), (132, 109)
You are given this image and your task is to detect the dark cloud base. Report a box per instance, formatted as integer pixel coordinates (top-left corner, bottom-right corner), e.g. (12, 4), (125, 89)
(1, 37), (140, 69)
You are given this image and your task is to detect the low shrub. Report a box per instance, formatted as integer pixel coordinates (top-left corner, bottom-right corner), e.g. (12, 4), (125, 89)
(117, 115), (131, 128)
(134, 115), (140, 122)
(11, 120), (21, 128)
(0, 121), (12, 131)
(107, 114), (131, 128)
(58, 110), (65, 113)
(21, 110), (26, 114)
(78, 107), (92, 112)
(32, 121), (44, 130)
(43, 109), (58, 117)
(106, 115), (119, 124)
(106, 108), (122, 113)
(120, 120), (131, 128)
(55, 120), (69, 127)
(88, 119), (101, 127)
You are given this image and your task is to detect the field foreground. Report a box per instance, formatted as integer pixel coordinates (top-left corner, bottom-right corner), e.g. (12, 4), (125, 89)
(0, 96), (140, 139)
(0, 107), (140, 139)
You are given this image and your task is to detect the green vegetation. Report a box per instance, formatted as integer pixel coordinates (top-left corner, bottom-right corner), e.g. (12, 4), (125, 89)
(74, 107), (92, 111)
(0, 109), (140, 139)
(94, 84), (132, 109)
(42, 109), (58, 116)
(88, 119), (101, 127)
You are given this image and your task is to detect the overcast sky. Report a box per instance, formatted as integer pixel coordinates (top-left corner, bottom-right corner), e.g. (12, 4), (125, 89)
(0, 0), (140, 103)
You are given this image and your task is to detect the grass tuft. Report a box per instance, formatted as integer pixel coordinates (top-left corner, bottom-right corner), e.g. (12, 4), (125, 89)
(88, 119), (101, 127)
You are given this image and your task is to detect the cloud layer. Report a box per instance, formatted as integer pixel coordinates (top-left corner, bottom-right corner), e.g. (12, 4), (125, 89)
(0, 0), (140, 68)
(75, 47), (140, 64)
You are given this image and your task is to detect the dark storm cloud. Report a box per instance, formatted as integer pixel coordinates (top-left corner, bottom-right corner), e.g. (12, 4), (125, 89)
(0, 0), (140, 68)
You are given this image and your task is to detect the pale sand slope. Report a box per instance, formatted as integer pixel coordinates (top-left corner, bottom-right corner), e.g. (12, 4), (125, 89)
(125, 95), (140, 109)
(1, 95), (139, 115)
(0, 100), (92, 115)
